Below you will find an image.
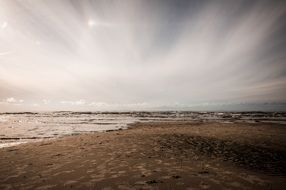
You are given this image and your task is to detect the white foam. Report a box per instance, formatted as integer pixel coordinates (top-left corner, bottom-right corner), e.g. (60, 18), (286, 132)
(0, 115), (10, 123)
(0, 141), (27, 149)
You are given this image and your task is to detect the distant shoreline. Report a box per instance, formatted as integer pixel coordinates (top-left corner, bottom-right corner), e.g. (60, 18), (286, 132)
(1, 110), (286, 114)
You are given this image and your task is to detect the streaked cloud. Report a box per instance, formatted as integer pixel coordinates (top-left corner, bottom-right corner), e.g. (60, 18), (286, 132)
(0, 0), (285, 111)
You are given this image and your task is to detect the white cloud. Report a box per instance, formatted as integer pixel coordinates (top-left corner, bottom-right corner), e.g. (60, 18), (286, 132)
(42, 99), (50, 105)
(60, 99), (86, 106)
(6, 97), (16, 103)
(0, 51), (12, 56)
(0, 97), (24, 105)
(89, 102), (109, 107)
(74, 99), (86, 105)
(58, 100), (150, 109)
(1, 21), (7, 29)
(88, 102), (151, 109)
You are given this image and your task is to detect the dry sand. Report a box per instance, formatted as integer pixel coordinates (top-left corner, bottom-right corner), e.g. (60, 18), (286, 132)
(0, 122), (285, 189)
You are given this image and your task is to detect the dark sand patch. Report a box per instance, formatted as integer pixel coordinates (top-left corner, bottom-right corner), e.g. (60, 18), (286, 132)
(157, 134), (286, 175)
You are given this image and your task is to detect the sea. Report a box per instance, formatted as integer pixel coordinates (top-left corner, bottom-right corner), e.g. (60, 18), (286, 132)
(0, 111), (285, 148)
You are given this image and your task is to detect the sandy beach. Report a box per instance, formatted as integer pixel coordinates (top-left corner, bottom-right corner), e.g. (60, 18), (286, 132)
(0, 121), (285, 190)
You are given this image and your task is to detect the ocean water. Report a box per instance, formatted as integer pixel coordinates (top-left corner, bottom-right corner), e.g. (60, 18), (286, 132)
(0, 111), (285, 148)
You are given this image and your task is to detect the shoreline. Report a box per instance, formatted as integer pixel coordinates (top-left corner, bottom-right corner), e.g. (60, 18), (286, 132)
(1, 111), (286, 150)
(1, 119), (286, 150)
(0, 121), (285, 189)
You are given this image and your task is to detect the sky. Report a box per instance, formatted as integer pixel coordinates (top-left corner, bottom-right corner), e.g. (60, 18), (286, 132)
(0, 0), (286, 112)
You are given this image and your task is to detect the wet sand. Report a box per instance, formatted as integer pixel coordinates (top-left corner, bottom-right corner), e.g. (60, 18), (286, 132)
(0, 122), (285, 189)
